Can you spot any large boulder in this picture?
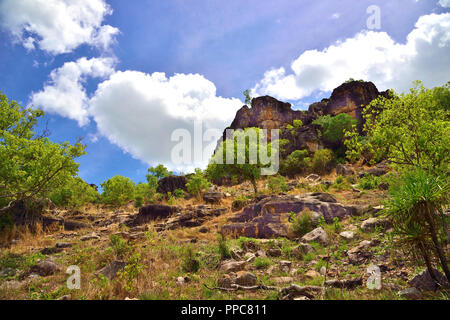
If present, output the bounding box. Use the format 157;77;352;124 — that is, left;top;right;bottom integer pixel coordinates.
221;193;358;239
301;227;329;246
128;204;179;226
408;268;449;292
157;175;188;194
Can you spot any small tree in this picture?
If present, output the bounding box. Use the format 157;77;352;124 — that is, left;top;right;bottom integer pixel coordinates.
101;175;136;206
0;92;86;212
313;113;356;155
280;149;311;177
206;128;274;195
50;176;99;208
347;81;449;173
186;168;210;199
243;89;252;106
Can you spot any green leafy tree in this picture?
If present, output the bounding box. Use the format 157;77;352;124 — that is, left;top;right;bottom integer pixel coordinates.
310;148;334;174
313;113;357;151
186;168;210;199
50;176;99;208
0;92;86;212
206;128;274;195
347;81;450;173
101;175;136;206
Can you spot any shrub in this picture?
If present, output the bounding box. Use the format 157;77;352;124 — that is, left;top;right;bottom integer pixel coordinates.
231;196;249;211
289;210;314;237
101;176;136;206
186;168;210;199
110;234;132;259
310;149;334;174
217;234;231;260
313;113;357;144
254;257;271;269
280;149;310;177
357;174;381;190
267;175;288;194
293;119;303;128
387;168;450;282
181;246;200;273
173;188;185;199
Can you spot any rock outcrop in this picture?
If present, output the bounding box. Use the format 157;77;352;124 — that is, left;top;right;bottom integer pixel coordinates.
215;80;389;155
221;193;358;238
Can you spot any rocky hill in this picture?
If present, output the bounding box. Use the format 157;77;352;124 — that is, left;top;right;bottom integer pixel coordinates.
217;80;389;154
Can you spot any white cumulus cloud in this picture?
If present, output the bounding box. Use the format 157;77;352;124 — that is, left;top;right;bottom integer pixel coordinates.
0;0;119;54
439;0;450;8
89;71;243;171
252;13;450;101
30;57;116;126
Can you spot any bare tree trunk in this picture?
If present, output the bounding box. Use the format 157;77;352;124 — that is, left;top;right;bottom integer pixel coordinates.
418;242;440;286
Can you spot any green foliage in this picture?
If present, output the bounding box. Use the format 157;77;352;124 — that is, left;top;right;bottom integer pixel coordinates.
267;175;288;194
254;257;271;269
387;168;449;280
186;168;210;199
50;177;99;208
310;149;334;174
345;78;365;83
313;113;357;144
207;128;274;194
181;246;200;273
109;234;132;259
101;175;136;206
332;175;352;191
280;149;311;177
119;252;144;293
357;174;382;190
351;81;450;173
0;92;86;211
134;182;155;206
243;89;252;106
289;210;314;237
217;234;231;260
293;119;303;128
173;188;185;199
146;164;172;181
332;217;342;233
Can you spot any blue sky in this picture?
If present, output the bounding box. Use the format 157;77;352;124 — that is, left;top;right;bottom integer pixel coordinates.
0;0;449;187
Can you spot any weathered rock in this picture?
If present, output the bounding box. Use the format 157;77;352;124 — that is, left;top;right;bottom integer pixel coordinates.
55;242;73;249
244;253;256;263
398;287;423;300
0;280;22;290
301;227;328;245
235;271;257;286
80;233;100;241
336;164;355;176
217;274;235;288
0;268;16;278
95;261;126;280
347;240;375;265
305;270;321;279
222;194;357;239
40;247;63;255
157;175;188;194
339;231;355;240
361;217;392;233
267;248;282;257
203;192;224;204
279;261;292;273
129;204;179;225
408;268;449;292
64;220;90;231
30;258;62;276
219;260;246;273
358;166;388;178
306;174;321;183
325;278;363;289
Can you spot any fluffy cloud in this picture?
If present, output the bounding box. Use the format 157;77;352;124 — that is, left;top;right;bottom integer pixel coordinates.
89;71;243;171
439;0;450;8
0;0;119;54
30;57;116;126
252;13;450;101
